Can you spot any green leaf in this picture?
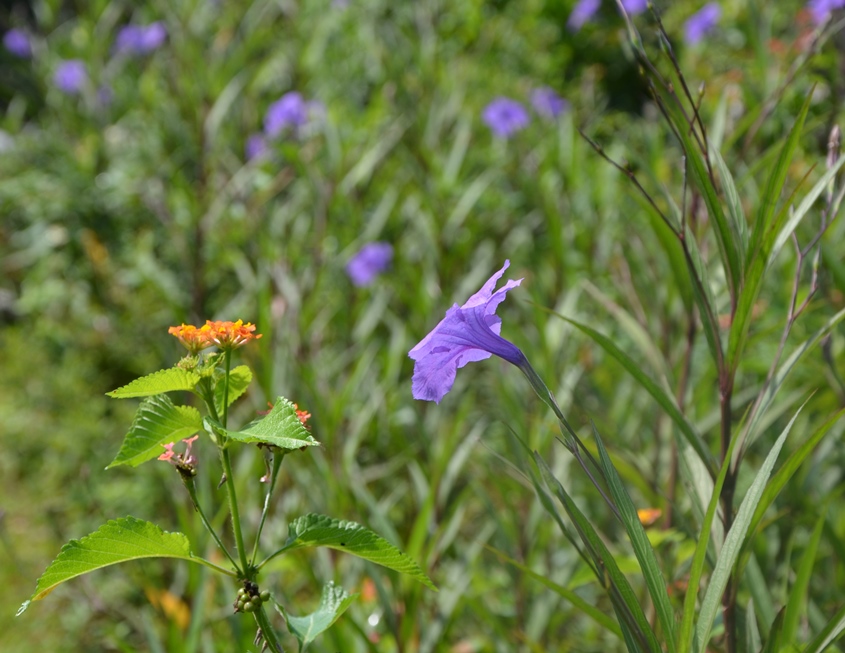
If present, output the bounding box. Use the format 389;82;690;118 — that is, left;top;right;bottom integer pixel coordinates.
18;517;201;613
107;395;203;468
213;365;253;414
711;146;749;257
534;453;662;653
220;397;320;450
593;427;676;650
276;581;357;652
561;315;716;476
762;609;786;653
782;510;826;645
107;367;201;399
746;599;761;653
803;603;845;653
693;402;805;652
269;513;436;591
487;546;623;639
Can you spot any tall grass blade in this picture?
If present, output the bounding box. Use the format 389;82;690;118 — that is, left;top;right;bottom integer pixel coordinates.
782;510;826;645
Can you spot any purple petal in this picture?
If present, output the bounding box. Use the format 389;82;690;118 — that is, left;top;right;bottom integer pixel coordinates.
3;29;32;58
621;0;648;15
54;60;88;94
568;0;601;31
346;242;394;287
530;87;569;120
409;260;525;403
684;3;721;45
482;97;530;139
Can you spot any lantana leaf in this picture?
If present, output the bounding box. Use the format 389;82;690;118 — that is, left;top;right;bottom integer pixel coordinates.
220;397;319;450
18;517;199;613
276;581;357;651
107;367;201;399
213;365;253;413
107;395;202;468
274;514;436;590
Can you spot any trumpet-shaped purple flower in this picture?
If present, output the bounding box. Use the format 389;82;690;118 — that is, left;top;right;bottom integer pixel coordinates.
409;260;525;403
530;87;569;120
482;98;530;138
346;242;393;287
568;0;600;31
54;60;88;94
115;22;167;55
4;29;31;58
808;0;845;24
684;3;721;45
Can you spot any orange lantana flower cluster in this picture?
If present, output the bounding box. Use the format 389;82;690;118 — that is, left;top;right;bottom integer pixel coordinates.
169;320;262;354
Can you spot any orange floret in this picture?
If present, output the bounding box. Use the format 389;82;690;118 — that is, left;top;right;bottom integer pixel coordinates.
168;323;214;355
203;320;262;350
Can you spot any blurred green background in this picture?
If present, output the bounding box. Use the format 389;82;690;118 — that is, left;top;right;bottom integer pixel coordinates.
2;0;845;651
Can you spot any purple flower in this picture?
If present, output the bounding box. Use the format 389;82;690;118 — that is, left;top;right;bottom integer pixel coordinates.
409;260;526;403
246;133;269;161
264;92;308;137
808;0;845;23
530;87;569;120
684;3;721;45
482;97;530;139
3;29;31;58
54;60;88;94
621;0;648;14
115;22;167;55
568;0;601;31
346;242;393;287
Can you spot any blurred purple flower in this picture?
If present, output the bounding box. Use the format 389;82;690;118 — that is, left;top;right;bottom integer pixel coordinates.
684;3;721;44
54;60;88;94
115;22;167;55
621;0;648;14
568;0;600;31
530;87;569;120
482;97;530;138
808;0;845;23
265;92;309;137
246;133;269;160
409;260;526;403
346;242;393;287
3;29;31;58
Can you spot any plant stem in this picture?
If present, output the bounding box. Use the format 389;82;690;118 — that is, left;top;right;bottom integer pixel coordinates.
720;376;737;653
219;350;250;574
181;474;241;573
254;604;286;653
251;450;286;564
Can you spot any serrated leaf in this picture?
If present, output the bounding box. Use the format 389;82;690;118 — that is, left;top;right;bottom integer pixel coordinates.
276;581;357;652
271;513;436;590
219;397;320;450
18;517;198;613
107;367;201;399
107;395;203;468
213;365;253;414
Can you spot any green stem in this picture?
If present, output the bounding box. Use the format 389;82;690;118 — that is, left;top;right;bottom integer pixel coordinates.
219;350;250;574
181;474;241;573
251;450;286;564
254;604;286;653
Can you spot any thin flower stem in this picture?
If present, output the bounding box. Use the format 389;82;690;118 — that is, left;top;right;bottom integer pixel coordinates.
251;451;286;565
219;350;250;575
181;474;241;573
254;604;285;653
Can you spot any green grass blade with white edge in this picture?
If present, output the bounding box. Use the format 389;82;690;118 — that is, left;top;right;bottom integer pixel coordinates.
803;603;845;653
746;599;761;653
264;513;436;591
535;453;662;653
770;155;845;263
593;426;676;650
710;146;749;263
561;315;716;476
214;396;320;450
275;581;358;652
693;401;807;653
17;517;218;614
746;408;844;549
782;510;826;645
107;367;201;399
677;417;742;653
107;395;203;468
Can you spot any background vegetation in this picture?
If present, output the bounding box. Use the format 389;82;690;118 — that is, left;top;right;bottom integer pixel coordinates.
2;0;844;651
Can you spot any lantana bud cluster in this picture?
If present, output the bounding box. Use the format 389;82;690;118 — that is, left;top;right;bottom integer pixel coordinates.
233;581;270;614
